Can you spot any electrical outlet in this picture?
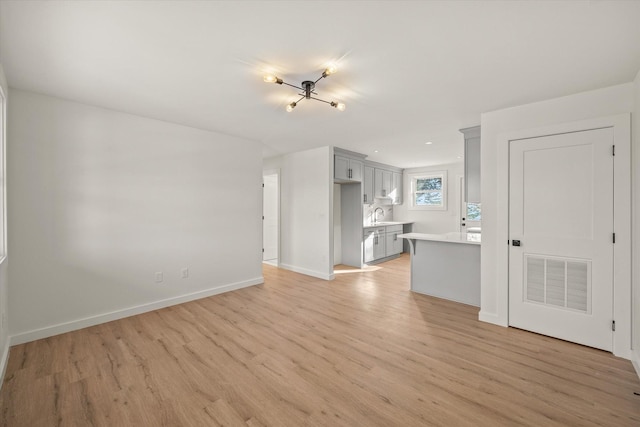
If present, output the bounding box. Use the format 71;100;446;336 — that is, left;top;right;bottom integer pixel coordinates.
181;268;189;279
155;272;163;283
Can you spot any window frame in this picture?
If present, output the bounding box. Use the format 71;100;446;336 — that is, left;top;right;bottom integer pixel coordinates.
408;170;447;211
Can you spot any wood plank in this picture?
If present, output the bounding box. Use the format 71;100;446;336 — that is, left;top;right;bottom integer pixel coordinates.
1;254;639;426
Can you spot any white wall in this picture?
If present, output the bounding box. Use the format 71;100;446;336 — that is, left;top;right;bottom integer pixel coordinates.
0;64;9;381
394;162;464;234
333;183;342;265
480;83;634;357
279;146;333;280
7;90;264;343
262;155;282;171
633;70;640;371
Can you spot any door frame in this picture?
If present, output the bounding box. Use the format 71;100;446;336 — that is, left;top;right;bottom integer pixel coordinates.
262;169;280;266
493;114;631;358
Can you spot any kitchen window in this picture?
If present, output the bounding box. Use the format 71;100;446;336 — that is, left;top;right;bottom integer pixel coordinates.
409;171;447;210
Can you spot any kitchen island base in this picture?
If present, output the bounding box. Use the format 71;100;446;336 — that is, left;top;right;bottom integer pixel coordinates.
400;233;480;307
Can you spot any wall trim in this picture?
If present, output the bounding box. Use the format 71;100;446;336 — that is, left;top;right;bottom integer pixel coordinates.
479;310;504;326
632;350;640;381
9;277;264;346
279;263;334;281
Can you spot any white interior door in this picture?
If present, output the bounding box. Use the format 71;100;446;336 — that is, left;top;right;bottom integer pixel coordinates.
509;128;614;351
459;176;481;233
263;173;279;263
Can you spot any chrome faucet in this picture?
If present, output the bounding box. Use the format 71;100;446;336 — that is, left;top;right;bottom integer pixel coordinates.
373;207;384;223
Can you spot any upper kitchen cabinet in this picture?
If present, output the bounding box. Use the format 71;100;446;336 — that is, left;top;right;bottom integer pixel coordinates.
460;126;481;203
392;172;403;204
334;148;365;183
374;168;392;198
368;161;403;205
363;165;375;204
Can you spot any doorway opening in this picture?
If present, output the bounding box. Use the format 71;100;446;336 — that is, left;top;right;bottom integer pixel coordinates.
263;171;279;266
459;176;481;234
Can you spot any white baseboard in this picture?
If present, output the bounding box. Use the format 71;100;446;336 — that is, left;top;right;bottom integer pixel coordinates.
479;310;507;326
631;350;640;381
9;277;264;346
279;263;334;280
410;289;480;308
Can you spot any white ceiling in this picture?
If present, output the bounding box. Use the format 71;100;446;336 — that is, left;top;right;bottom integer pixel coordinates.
1;1;639;168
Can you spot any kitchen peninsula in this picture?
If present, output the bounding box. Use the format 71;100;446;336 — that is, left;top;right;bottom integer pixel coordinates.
399;232;480;306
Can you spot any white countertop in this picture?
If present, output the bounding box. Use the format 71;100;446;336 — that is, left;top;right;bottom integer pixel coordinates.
363;221;414;228
398;232;481;245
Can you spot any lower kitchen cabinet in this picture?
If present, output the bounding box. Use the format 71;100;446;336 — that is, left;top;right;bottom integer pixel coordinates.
363;228;386;263
385;225;404;257
364;224;406;263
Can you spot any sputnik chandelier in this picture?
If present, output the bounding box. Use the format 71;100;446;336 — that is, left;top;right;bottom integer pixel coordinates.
263;64;346;112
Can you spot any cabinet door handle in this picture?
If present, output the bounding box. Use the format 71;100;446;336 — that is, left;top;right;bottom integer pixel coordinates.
364;194;367;203
382;189;386;197
394;233;397;241
348;168;352;179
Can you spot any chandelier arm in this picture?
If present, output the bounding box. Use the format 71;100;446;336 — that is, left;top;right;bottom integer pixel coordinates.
281;81;304;91
313;75;326;85
309;96;333;105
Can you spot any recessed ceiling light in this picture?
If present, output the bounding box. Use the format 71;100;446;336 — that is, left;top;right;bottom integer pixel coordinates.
457;156;462;159
374;150;379;153
425;141;433;145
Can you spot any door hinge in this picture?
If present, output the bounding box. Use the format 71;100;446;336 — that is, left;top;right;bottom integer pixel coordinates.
262;183;265;187
612;145;615;156
613;233;616;243
612;320;616;331
262;248;264;253
262;216;264;220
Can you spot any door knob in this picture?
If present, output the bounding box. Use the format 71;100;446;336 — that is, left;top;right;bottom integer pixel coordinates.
512;240;521;247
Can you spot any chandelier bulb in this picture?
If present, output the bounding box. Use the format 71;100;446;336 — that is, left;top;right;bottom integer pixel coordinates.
331;101;346;111
264;74;283;84
286;102;297;112
323;64;338;77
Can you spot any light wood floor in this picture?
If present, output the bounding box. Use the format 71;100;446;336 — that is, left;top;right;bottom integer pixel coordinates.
1;254;639;426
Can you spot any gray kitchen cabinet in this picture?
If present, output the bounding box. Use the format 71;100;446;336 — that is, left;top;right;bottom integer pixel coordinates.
363;165;374;204
350;159;363;181
391;172;403;204
374;168;392;198
364;227;386;263
385;225;404;257
335;155;350;181
364;224;406;263
373;167;402;204
460;126;481;203
335;155;363;182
